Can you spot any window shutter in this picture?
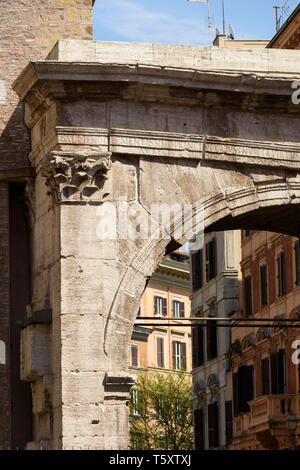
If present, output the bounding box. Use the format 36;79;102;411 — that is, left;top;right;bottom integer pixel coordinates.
238;366;253;412
207;321;217;360
295;241;300;286
206;322;211;360
192;250;204;292
260;265;268;308
161;338;165;368
261;358;270;396
154;296;158;315
191;253;196;291
192;327;198;369
208;403;219;448
180;342;186;371
278;349;286;394
270;351;286;395
277;255;281;297
212;321;217;358
245;276;252;317
198;249;203;289
205;243;210;282
208;404;215;448
213;403;219;448
192;326;204;368
233;373;239;417
225;401;233;445
194;409;204;450
281;252;286;296
179;302;185;318
157;337;164;368
162;297;167;316
198;327;204;366
271;352;279;394
131;345;138;367
211;237;217;279
277;252;286;297
172;341;176;370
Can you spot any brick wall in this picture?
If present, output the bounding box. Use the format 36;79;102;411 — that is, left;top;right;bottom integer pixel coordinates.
0;0;94;449
0;0;94;170
0;183;10;449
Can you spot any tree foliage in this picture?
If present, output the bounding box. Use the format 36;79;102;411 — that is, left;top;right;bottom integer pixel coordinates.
129;371;193;450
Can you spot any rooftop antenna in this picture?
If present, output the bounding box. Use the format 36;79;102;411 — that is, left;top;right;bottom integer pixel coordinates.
187;0;212;45
281;0;291;20
273;6;281;32
222;0;226;35
228;24;235;40
273;1;291;32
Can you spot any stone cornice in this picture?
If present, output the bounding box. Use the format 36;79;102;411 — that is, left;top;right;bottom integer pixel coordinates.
13;60;300;115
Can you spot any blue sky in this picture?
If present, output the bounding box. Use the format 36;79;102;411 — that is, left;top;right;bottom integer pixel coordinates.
93;0;300;46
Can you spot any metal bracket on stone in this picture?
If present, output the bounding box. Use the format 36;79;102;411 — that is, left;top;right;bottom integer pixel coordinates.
22;308;52;328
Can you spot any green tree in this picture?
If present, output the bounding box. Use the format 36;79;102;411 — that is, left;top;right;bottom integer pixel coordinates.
129;371;193;450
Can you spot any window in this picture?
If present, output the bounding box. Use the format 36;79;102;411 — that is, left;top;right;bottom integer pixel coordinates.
173;300;185;318
154;296;167;316
261;358;270;396
225;401;233;445
171;253;186;263
131;344;138;367
205;238;217;282
271;350;286;394
206;320;217;361
172;341;186;370
277;251;286;297
208;402;219;448
294;240;300;286
233;366;254;416
191;249;203;292
260;265;268;308
192;326;204;368
194;409;204;450
244;276;252;317
156;337;165;368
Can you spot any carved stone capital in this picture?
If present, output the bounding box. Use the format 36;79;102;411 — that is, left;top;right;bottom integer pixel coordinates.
41;148;112;203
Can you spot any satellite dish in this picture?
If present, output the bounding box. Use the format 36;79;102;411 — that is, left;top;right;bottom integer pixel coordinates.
228;24;235;40
216;27;221;37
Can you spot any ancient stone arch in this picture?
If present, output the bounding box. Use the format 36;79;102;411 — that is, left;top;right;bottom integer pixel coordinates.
12;41;300;449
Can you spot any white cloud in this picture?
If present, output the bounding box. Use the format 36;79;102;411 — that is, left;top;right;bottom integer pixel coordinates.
94;0;208;45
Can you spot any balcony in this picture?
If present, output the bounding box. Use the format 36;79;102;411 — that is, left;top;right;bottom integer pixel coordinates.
234;395;300;450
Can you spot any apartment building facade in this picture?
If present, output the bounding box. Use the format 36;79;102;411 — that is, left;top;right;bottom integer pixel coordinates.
129;248;192;375
230;230;300;450
191;231;241;450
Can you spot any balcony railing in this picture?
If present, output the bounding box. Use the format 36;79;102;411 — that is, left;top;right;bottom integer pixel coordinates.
234;395;300;437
